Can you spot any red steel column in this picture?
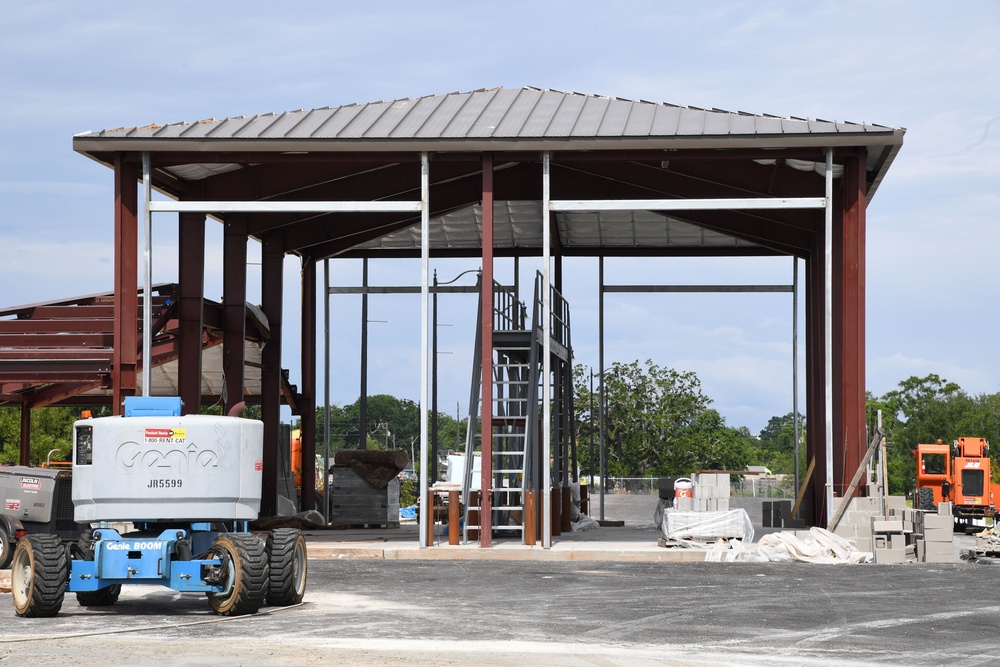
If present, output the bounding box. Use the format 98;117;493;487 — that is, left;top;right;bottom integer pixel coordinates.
112;154;139;414
222;217;247;413
178;212;205;415
260;234;284;517
300;256;317;510
805;242;827;524
838;149;867;495
479;152;494;547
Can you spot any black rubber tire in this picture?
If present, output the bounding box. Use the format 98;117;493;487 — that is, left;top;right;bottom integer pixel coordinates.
76;584;122;607
207;533;268;616
11;534;68;618
916;486;936;511
265;528;308;606
0;528;12;570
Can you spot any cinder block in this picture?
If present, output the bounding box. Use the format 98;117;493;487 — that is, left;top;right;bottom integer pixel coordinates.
923;514;953;530
854;537;872;551
717;497;729;511
834;525;856;539
938;502;953;516
676;497;693;511
923;527;953;542
874;547;907;563
923;553;955;563
887;496;907;510
874;535;888;550
916;540;925;560
872;518;904;533
924;541;953;556
889;533;906;550
783;518;806;529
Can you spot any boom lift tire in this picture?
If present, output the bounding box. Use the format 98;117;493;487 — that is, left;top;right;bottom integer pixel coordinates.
0;528;11;570
206;533;268;616
916;486;936;511
11;534;68;618
265;528;307;606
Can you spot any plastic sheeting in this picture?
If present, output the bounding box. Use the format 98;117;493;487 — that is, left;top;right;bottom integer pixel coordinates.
753;527;870;564
658;506;755;546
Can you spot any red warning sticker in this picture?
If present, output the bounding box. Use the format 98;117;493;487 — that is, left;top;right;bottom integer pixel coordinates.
5;499;20;511
254;459;263;471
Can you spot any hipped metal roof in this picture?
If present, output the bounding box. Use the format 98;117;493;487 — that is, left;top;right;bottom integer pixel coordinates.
72;87;905;260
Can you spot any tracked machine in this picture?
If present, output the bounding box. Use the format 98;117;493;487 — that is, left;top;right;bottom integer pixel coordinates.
9;396;307;617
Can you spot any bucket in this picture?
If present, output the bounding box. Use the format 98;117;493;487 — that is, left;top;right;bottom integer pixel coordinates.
674;477;693;499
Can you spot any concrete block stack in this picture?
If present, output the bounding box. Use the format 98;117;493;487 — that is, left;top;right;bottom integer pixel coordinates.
918;503;955;563
762;500;807;529
692;473;730;512
831;496;879;551
871;516;913;563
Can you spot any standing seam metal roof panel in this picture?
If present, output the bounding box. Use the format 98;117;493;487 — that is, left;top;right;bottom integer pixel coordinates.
258;110;310;138
675;107;708;136
340;102;396;138
546;94;588;136
234;114;285;138
364;99;425;138
311;105;365;138
596;98;634;136
467;88;523;138
491;88;538;137
415;93;474;138
442;90;497;137
391;96;447;138
622;103;658;136
570;96;611;137
518;90;566;136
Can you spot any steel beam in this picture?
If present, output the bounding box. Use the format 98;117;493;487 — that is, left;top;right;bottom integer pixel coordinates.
550;197;826;212
149;200;422;213
222;217;248;414
479;152;494;548
300;256;317;511
178;212;205;414
260;234;284;517
112;153;139;414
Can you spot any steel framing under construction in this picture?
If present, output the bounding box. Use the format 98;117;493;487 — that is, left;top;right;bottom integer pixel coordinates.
2;87;904;545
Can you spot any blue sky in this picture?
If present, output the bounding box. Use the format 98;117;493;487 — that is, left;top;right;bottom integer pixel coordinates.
1;2;998;434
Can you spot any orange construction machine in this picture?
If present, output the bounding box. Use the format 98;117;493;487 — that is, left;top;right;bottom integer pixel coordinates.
914;437;1000;521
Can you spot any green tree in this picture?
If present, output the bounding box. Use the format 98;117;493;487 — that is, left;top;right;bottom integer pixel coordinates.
0;405;106;466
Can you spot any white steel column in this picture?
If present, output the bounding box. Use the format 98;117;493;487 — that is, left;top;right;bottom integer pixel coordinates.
419;152;430;548
542;151;552;549
141;151;152;398
824;148;834;520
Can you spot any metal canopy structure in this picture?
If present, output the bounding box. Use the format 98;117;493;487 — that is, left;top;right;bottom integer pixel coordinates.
65;87;904;537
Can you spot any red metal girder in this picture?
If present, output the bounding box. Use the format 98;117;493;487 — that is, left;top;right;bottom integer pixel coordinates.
260;234;284;517
178;212;206;415
0;333;113;347
15;381;104;409
299;256;317;511
480;152;494;548
804;241;827;525
20;305;117;319
223;217;248;414
113;154;139;413
838;150;867;497
0;350;114;360
0;320;115;333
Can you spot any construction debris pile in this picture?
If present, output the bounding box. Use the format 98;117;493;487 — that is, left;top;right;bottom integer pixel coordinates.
831;496;954;563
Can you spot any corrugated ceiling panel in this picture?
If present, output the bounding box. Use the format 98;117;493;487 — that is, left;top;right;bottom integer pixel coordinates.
389;96;445;138
546;94;587;136
623;103;657;136
467;88;521;138
492;88;540;136
596;98;633;136
310;105;365;138
519;90;566;136
442;89;497;137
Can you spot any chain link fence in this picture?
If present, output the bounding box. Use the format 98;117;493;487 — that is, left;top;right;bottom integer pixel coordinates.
590;475;794;499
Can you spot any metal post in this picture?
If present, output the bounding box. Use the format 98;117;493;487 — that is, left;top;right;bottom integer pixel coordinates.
432;270;439;482
324;259;331;523
419;152;430;548
360;258;368;449
792;257;800;499
542;151;552;548
598;257;606;522
589;369;595;486
824;147;834;520
141;151;152;397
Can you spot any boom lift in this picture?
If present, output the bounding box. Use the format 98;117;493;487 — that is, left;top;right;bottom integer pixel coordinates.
9;396;307;618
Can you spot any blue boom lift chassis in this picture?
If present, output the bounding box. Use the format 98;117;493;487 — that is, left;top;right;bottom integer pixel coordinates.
10;397;307;618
